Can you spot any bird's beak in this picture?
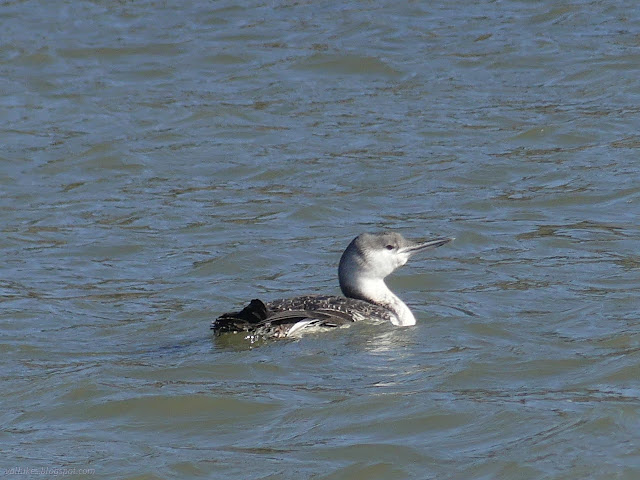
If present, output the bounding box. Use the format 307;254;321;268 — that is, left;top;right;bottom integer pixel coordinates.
399;237;454;255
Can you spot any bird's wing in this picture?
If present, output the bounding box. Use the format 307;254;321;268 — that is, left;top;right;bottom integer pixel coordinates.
211;299;354;336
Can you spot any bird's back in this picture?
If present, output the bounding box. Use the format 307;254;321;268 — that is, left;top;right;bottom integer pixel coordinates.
211;295;393;338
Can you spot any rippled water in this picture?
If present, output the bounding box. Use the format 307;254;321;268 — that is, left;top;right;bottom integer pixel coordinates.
2;0;640;479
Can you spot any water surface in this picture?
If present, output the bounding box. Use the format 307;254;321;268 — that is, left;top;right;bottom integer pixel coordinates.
2;1;639;479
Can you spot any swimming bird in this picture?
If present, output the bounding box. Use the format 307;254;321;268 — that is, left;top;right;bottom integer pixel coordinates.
211;231;453;338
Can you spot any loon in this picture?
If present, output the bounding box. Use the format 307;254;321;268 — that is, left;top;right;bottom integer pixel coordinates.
211;231;453;338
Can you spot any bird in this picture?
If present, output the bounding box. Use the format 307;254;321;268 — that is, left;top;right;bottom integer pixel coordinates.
211;231;453;339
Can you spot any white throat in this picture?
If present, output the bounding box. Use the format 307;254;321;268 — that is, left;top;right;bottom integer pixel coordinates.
339;256;416;326
358;278;416;326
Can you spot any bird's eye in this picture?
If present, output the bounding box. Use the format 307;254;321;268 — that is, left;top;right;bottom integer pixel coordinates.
385;244;394;250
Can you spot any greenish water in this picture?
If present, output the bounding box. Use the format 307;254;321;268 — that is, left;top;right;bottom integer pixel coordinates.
2;1;639;479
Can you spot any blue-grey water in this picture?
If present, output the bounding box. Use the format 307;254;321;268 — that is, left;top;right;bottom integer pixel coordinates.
2;1;640;479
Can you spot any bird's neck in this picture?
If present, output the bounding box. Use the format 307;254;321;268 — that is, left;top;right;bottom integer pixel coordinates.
343;277;416;327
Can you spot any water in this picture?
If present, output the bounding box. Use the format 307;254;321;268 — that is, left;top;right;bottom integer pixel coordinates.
2;0;639;478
